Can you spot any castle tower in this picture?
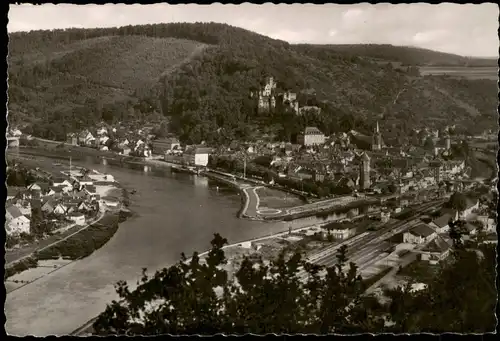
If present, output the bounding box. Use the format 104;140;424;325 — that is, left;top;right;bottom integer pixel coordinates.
372;121;382;151
360;152;371;190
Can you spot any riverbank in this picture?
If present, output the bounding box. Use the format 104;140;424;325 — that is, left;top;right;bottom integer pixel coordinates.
4;213;120;292
5;154;134;284
9;145;391;336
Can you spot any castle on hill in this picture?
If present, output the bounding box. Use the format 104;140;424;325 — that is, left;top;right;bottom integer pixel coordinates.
250;76;299;114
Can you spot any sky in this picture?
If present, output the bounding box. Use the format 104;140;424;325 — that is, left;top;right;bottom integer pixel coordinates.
8;3;499;57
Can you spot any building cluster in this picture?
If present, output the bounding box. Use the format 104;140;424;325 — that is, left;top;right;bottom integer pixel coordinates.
207;122;472;199
401;195;495;265
249;77;321;115
6;128;23;148
67;123;159;158
161;141;213;168
5;166;117;239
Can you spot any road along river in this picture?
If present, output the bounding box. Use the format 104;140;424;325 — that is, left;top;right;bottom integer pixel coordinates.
5;153;334;336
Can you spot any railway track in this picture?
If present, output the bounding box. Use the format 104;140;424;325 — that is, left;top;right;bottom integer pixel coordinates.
296;200;444;281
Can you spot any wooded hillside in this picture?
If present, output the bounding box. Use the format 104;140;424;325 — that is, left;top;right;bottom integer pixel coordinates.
7;23;498;143
296;44;498;67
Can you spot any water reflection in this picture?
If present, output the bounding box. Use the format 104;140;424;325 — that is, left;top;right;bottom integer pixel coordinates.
143;165;151;173
193;175;209;188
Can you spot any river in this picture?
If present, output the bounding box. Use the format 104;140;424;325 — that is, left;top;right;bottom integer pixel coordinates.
5;154;329;336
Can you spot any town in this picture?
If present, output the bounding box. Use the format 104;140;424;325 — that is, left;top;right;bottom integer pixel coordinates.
5;154;122;254
5;4;498;334
6;76;497;304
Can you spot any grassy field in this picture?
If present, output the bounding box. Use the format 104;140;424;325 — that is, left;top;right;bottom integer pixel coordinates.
419;66;498;80
256;187;305;209
35;214;120;261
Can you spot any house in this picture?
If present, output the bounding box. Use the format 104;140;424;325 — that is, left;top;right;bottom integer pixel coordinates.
27;182;50;194
44;187;57;196
464;222;478;236
52;177;73;187
134;139;145;150
6;215;31;235
69;189;88;201
6;205;23;221
68;212;86;226
41;198;58;214
476;215;497;233
152;138;181;155
97;127;108;136
403;223;437;244
14;200;32;216
63;198;81;214
78;201;92;211
314;170;326;183
77;176;94;186
117;138;130;148
99;136;110;145
183;147;212;167
328;224;357;240
53;203;69;215
245;145;256;154
67;133;78;145
79;131;95;146
119;146;131;156
297;127;325;146
10;128;22;137
83;185;98;199
429;213;454;233
417;236;453;265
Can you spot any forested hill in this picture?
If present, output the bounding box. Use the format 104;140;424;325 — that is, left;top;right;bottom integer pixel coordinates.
295;44;498;67
8;23;498;144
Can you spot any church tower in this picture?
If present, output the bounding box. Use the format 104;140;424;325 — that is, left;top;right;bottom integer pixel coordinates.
372;121;382;151
359;152;371;190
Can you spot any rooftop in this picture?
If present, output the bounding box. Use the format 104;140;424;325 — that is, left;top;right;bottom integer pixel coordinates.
304;127;323;135
421;236;452;253
432;213;454;228
7;186;24;197
409;223;436;238
6;205;23;219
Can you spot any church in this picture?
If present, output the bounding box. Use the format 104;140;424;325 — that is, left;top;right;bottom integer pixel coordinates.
371;122;384;151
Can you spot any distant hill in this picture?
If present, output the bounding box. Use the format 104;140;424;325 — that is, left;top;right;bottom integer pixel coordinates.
7;23;498;144
295;44;498;67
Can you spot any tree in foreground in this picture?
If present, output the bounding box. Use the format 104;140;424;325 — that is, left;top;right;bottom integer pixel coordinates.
93;232;496;335
445;191;468;213
382;220;497;333
92;235;385;335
